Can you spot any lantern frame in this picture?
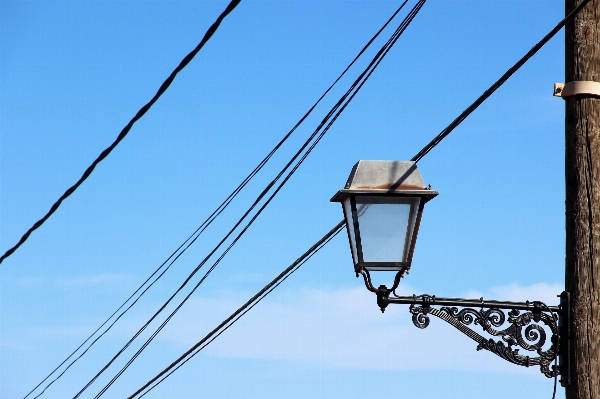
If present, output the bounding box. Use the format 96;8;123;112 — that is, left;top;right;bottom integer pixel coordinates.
331;160;437;273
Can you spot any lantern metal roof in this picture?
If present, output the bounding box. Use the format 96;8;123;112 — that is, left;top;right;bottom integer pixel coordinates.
330;160;438;202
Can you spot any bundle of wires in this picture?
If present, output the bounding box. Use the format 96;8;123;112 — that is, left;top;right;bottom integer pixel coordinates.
24;1;425;398
23;0;590;395
128;220;346;399
75;2;426;398
122;1;592;397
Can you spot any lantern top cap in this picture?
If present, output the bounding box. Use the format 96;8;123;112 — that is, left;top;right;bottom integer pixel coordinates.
330;160;438;202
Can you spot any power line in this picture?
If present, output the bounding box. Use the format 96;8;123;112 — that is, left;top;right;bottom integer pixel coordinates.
0;0;242;265
23;2;410;398
17;0;583;396
410;0;593;163
28;0;582;395
128;221;345;399
97;1;427;395
127;1;593;395
74;3;426;398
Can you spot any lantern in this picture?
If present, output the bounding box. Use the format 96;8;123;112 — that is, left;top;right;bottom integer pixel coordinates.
331;160;438;272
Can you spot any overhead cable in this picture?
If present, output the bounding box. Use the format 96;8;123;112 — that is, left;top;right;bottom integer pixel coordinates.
75;2;426;398
128;1;593;395
23;2;409;398
0;0;242;265
128;221;345;399
410;0;592;163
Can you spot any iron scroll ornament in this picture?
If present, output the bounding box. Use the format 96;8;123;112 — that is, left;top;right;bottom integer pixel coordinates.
407;295;559;378
356;268;566;381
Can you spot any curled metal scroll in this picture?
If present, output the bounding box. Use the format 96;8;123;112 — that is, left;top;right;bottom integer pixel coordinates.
409;298;559;378
357;267;405;294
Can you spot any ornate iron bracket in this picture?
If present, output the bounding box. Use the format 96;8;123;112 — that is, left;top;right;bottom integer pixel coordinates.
368;291;572;385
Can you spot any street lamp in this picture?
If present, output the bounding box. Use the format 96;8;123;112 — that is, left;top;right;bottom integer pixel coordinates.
332;160;572;386
330;160;437;273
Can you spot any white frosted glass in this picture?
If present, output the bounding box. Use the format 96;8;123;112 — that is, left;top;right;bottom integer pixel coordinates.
355;197;419;263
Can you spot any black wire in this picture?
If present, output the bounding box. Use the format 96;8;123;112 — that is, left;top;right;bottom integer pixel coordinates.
0;0;242;265
34;0;582;394
128;1;594;395
126;1;586;394
21;0;586;395
130;221;345;399
136;224;344;399
78;3;426;398
30;199;228;399
410;0;593;163
23;2;410;398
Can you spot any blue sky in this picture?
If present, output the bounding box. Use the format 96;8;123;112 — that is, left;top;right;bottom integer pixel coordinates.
1;1;568;398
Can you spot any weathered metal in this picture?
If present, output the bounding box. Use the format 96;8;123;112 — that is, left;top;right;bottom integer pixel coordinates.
331;161;437;272
330;160;438;202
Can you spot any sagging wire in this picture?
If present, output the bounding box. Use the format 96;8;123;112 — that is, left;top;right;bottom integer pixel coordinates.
0;0;242;265
74;2;426;398
123;1;595;396
410;0;593;163
130;221;345;399
23;2;410;398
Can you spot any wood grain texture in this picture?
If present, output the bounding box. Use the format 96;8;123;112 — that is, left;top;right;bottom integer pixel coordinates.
565;1;600;399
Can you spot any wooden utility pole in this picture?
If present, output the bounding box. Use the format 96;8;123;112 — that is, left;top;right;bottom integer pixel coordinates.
565;1;600;398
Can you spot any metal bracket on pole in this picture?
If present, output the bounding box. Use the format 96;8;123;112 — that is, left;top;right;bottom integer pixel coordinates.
554;81;600;98
375;292;573;383
558;291;572;387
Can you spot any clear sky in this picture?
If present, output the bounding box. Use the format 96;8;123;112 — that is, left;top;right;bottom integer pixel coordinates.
1;1;569;398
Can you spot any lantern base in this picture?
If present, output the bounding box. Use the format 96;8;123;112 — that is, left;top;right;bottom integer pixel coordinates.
355;267;409;313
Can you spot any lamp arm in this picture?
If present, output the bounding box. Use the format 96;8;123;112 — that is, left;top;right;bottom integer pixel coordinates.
374;293;571;385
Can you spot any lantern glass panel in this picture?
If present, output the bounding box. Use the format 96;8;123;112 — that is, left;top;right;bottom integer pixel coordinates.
355;196;420;263
342;198;358;265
